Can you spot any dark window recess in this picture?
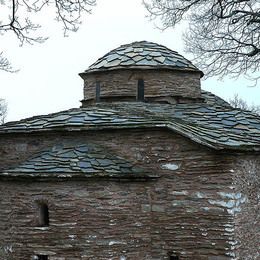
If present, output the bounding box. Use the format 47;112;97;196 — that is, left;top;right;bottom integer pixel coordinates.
170;255;179;260
36;255;48;260
38;203;49;227
137;79;144;101
96;82;101;102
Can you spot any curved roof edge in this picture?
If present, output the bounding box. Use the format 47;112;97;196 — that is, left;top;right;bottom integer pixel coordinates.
81;41;203;77
1;143;158;179
0;93;259;152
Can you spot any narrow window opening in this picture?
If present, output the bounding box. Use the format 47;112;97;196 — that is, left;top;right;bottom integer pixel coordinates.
35;255;48;260
96;82;101;102
168;252;180;260
137;79;144;101
38;203;49;227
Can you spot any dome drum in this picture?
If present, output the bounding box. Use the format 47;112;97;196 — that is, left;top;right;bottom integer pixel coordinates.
79;41;203;105
80;69;202;105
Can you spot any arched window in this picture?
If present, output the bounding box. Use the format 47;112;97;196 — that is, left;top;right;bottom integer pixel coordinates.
38;202;49;227
137;79;144;101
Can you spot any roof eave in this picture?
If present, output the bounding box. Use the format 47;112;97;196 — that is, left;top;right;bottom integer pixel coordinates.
0;171;160;181
79;66;204;78
0;123;259;152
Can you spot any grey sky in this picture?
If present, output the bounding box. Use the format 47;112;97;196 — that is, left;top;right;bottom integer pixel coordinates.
1;0;259;122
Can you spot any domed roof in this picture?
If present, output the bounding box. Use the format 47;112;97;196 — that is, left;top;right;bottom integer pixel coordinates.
84;41;202;75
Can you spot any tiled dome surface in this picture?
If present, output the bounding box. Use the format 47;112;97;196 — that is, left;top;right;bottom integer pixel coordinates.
85;41;201;74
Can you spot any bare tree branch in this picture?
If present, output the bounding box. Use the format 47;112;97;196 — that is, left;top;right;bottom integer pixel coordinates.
0;99;8;124
0;52;15;72
229;94;260;115
144;0;260;83
0;0;96;70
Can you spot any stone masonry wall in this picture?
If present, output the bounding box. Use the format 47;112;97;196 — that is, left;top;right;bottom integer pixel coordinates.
0;129;251;259
82;70;201;102
232;157;260;259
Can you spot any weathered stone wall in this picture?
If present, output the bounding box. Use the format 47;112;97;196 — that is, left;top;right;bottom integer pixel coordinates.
82;70;201;102
0;129;250;259
232;157;260;260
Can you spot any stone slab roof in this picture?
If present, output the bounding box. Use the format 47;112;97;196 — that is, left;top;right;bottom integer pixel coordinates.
82;41;202;75
1;92;259;151
1;143;157;179
200;90;232;108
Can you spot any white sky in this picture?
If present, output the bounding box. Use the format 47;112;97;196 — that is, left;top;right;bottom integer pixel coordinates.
1;0;259;122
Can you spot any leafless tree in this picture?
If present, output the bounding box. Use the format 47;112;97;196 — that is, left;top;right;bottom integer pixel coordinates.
0;52;14;72
229;94;260;115
0;0;96;71
0;99;8;124
144;0;260;83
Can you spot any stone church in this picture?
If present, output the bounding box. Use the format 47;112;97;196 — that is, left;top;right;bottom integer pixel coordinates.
0;41;259;260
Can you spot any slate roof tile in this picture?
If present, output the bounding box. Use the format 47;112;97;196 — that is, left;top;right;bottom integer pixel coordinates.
0;91;259;151
83;41;201;74
2;143;155;179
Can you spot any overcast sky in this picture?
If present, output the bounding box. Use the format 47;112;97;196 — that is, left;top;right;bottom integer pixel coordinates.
1;0;259;122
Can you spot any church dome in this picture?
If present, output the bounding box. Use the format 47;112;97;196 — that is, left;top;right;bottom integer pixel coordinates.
83;41;202;75
80;41;203;105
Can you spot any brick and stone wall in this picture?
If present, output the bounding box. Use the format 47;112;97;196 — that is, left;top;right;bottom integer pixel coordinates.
81;70;201;103
232;157;260;260
0;129;257;259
